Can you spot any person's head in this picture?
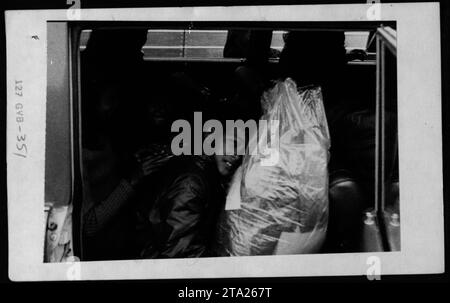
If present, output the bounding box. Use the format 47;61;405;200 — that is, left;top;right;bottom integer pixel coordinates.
82;82;122;134
82;28;148;83
82;28;149;125
214;131;246;178
232;66;264;120
279;31;346;87
81;28;149;150
82;81;128;150
84;28;148;60
145;95;176;137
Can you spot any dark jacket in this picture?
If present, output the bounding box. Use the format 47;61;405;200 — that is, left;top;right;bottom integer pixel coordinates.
135;156;224;259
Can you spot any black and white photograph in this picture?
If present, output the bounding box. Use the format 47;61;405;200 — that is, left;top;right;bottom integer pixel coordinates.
3;1;447;284
47;21;399;262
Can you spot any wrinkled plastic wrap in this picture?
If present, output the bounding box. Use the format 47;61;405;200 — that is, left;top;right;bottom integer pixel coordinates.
217;78;331;256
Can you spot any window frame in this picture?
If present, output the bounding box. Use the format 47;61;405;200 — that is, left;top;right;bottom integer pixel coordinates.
374;25;400;251
45;20;398;261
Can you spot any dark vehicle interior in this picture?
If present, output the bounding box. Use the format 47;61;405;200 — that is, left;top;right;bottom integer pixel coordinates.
44;21;399;262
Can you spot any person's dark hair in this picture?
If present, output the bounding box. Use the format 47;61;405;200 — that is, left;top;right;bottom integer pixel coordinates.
82;28;148;86
279;31;346;86
83;28;148;61
81;28;149;150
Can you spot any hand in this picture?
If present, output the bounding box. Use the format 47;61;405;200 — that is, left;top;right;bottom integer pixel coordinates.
140;153;174;176
135;145;174;177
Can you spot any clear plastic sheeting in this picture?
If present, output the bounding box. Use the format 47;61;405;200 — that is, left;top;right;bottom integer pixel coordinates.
217;78;331;256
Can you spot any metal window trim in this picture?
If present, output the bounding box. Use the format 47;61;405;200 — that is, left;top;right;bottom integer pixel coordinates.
377;26;397;56
374;25;398;251
69;24;84;260
375;35;380;214
375;26;397;212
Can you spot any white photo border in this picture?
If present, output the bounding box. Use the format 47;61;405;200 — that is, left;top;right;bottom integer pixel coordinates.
6;2;444;281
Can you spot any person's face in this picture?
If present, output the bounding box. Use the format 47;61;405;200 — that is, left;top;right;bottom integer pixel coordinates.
214;137;243;177
146;100;174;129
215;154;242;177
147;103;168;127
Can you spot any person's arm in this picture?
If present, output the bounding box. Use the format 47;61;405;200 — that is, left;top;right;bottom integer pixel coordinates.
82;147;143;238
83;178;136;238
83;149;173;238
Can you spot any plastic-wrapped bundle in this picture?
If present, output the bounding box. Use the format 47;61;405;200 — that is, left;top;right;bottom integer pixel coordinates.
217;78;330;256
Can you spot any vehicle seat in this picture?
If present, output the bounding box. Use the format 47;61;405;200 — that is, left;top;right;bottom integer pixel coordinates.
322;169;365;253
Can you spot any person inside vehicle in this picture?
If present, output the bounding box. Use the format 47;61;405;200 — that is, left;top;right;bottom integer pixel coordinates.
81;83;152;261
279;31;365;252
80;28;173;260
223;30;274;122
134;78;224;259
135;153;224;258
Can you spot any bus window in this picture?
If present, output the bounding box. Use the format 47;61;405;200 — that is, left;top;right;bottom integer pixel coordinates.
44;22;400;262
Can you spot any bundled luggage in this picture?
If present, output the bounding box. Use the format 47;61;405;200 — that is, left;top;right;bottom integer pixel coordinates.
217;78;331;256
